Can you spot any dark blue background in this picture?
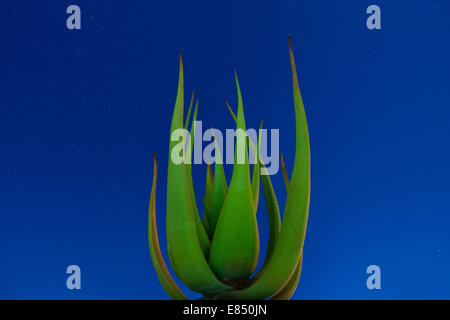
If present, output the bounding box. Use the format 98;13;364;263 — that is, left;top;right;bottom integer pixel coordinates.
1;0;449;299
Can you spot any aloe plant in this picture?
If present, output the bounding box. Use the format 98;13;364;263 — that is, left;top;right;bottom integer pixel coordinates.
148;37;310;300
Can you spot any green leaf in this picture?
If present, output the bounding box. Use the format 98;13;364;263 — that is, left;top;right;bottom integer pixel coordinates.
184;90;195;130
250;120;263;212
208;72;259;280
209;130;228;234
280;153;290;190
224;106;281;283
186;100;211;256
223;36;311;299
271;252;303;300
166;52;230;294
202;164;215;237
148;153;188;300
252;163;282;280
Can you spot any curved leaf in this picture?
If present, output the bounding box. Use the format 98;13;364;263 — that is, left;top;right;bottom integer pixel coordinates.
166;52;230;294
186;100;211;256
223;36;311;299
271;252;303;300
250;121;263;211
280;153;290;190
208;73;259;280
184;90;195;130
148;153;188;300
252;164;282;280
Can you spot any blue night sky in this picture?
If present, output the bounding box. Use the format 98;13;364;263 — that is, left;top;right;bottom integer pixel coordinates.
1;1;449;299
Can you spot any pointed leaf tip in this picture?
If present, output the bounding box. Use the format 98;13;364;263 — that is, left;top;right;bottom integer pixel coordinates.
225;101;237;122
288;38;298;83
280;153;290;190
234;71;241;91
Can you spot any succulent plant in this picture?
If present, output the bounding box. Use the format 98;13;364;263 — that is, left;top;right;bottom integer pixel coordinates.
148;37;310;300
